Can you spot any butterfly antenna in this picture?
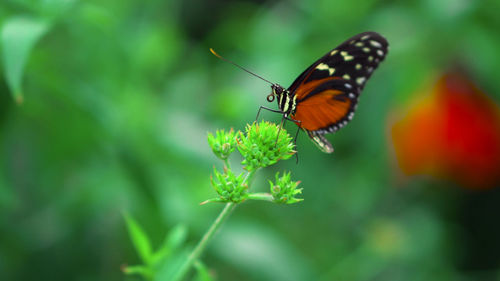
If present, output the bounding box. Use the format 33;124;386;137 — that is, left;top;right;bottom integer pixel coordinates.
210;48;274;85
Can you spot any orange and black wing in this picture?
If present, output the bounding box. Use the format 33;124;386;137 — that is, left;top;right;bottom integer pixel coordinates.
288;32;388;152
291;79;356;153
292;78;356;132
289;31;388;98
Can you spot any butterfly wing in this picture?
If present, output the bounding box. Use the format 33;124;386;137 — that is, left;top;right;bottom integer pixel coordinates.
288;32;389;153
292;78;356;132
289;31;388;97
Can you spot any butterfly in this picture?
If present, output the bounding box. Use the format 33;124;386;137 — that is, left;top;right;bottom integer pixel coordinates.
211;31;389;153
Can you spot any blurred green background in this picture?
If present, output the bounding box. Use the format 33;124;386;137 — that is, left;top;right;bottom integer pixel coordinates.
1;0;500;280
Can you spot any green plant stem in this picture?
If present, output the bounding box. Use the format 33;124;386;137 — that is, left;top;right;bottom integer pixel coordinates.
243;169;257;185
247;192;274;202
172;202;236;281
223;158;231;170
172;168;258;280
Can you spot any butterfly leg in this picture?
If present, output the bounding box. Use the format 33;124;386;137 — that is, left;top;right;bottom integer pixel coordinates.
256;106;297;123
290;119;302;143
289;119;302;164
255;106;284;122
257;106;288;147
256;106;302;162
282;117;302;144
275;114;286;146
275;116;303;164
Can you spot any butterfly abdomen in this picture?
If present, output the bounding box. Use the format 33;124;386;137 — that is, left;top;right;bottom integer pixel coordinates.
306;130;334;153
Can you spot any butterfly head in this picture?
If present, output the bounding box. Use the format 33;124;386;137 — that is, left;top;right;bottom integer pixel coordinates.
267;84;283;102
269;84;296;116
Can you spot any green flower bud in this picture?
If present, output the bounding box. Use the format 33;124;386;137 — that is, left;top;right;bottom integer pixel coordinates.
269;171;303;204
207;129;238;160
238;121;295;171
210;166;248;203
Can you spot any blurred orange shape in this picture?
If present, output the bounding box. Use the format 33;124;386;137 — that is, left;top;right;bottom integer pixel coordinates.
391;72;500;189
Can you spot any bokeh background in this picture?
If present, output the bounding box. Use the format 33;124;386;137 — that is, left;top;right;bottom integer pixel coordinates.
1;0;500;280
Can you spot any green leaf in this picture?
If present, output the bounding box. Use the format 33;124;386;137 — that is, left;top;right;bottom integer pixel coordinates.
124;213;153;266
152;224;188;266
194;260;214;281
122;264;153;280
154;248;190;281
1;17;50;104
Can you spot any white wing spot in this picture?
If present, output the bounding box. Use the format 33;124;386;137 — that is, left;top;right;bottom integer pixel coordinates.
377;49;384;56
362;47;370;53
348;93;356;99
355;42;364;47
340;51;354;61
330;50;338;56
345;83;352;89
356;77;366;85
355;64;362;70
348;112;354;120
342;120;348;126
368;56;373;62
343;74;351;80
338;122;344;128
349;40;355;44
316;63;336;75
361;35;370;40
316;63;329;70
369;40;382;48
367;66;374;73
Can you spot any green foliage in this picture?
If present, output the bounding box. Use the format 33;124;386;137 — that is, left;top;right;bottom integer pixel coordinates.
1;17;50;103
270;172;303;204
238;121;295;171
124;213;154;267
207;129;238;160
2;0;500;281
0;0;76;103
125;122;300;281
152;224;188;266
210;167;248;203
193;261;215;281
124;214;189;281
205;121;300;205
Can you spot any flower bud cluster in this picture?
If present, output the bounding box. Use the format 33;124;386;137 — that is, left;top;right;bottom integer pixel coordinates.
238;121;295;171
270;171;303;204
210;167;248;203
207;129;237;160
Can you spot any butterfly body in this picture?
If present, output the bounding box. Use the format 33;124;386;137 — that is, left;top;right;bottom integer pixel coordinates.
271;85;296;117
268;31;389;153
